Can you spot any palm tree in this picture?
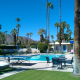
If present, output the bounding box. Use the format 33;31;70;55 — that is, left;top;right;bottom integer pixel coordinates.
29;32;33;47
18;36;23;45
25;38;28;46
66;24;70;29
26;33;30;47
16;24;21;43
59;0;61;52
47;2;53;50
10;28;18;46
16;18;20;43
66;28;72;40
0;24;2;30
37;28;45;43
30;32;33;40
1;32;6;44
61;21;66;40
45;0;48;44
74;0;80;75
54;22;59;38
51;35;54;42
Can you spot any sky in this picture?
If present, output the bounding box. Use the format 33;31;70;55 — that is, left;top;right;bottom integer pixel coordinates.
0;0;75;41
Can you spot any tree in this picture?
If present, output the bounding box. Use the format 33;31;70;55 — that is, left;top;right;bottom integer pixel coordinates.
25;38;28;46
10;28;18;46
37;28;45;43
66;28;72;40
0;24;2;30
26;33;30;47
54;22;59;39
18;36;23;45
1;32;6;44
29;32;33;46
73;0;80;75
45;0;48;44
51;35;54;42
66;24;70;29
16;18;20;43
59;0;61;53
61;21;66;40
47;2;53;50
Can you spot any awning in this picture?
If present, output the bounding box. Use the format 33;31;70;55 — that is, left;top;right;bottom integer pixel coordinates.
70;40;74;44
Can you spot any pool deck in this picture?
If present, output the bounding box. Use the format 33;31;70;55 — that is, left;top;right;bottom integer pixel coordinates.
0;53;74;79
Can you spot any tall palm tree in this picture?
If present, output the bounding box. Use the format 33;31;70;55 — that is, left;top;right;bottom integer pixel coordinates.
54;22;59;38
47;2;53;50
74;0;80;75
66;28;72;40
1;32;6;44
0;24;2;30
26;33;30;46
16;18;20;43
10;28;18;46
37;28;45;43
59;0;61;52
51;35;54;42
18;36;23;45
45;0;48;44
25;38;28;46
29;32;33;47
30;32;33;40
61;21;66;40
66;24;70;29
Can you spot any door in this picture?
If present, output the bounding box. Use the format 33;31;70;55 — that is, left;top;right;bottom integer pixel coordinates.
63;45;66;52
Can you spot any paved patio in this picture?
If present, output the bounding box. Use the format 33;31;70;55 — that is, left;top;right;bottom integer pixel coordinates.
0;53;74;79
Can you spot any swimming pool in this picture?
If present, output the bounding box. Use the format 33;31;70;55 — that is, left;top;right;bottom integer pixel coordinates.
29;54;65;61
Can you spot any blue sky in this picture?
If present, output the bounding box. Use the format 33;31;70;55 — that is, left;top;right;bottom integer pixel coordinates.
0;0;74;41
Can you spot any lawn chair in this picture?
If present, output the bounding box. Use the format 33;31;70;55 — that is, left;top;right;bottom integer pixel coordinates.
46;57;50;67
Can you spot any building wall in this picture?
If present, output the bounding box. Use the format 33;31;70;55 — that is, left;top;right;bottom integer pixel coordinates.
54;44;73;52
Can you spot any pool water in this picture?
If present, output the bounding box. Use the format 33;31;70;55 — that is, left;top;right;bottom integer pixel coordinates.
29;54;64;61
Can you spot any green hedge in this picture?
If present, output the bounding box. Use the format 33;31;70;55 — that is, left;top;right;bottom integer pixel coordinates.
37;43;48;53
31;45;35;48
0;45;26;49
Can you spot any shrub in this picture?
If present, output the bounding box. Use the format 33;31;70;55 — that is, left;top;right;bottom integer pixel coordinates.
26;48;31;53
31;45;35;48
10;43;14;45
37;43;48;53
0;45;26;49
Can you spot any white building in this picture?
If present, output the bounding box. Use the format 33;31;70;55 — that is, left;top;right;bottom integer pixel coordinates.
49;40;74;52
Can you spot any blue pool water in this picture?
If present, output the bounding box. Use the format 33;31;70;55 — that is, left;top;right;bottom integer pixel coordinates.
29;54;64;61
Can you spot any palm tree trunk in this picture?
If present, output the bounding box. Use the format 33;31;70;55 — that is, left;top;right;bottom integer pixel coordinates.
17;27;19;43
62;29;64;40
45;0;48;44
57;26;58;39
14;34;16;46
59;0;62;52
40;35;43;43
73;0;80;75
48;6;50;50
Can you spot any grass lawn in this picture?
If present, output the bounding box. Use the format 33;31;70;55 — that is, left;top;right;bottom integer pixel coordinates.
0;68;16;74
1;70;80;80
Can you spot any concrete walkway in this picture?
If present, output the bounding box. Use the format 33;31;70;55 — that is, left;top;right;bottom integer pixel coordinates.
0;53;74;79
